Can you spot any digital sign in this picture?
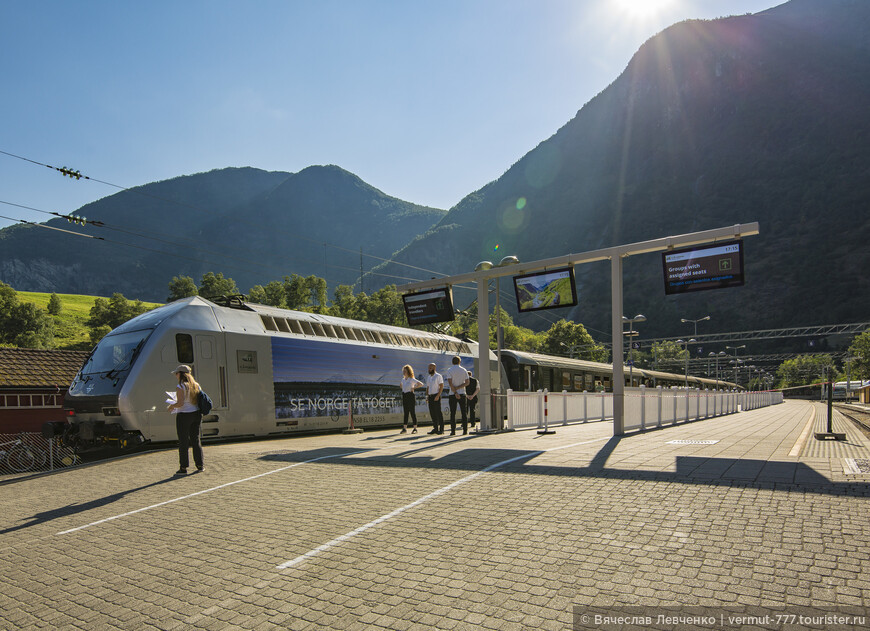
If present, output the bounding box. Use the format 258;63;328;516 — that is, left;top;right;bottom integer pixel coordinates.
662;240;745;295
402;287;455;325
513;267;578;313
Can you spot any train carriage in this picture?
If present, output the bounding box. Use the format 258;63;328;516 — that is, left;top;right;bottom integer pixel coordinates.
57;296;497;448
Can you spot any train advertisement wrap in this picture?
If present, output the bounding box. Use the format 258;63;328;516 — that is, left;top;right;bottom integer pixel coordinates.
662;240;745;295
270;336;472;429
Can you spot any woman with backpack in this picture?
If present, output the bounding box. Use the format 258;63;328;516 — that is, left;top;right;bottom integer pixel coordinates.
167;364;205;475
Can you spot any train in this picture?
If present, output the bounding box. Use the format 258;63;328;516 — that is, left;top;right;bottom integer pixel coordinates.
48;296;736;450
500;350;738;393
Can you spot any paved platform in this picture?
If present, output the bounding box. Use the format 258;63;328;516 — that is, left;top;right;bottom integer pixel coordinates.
1;400;868;630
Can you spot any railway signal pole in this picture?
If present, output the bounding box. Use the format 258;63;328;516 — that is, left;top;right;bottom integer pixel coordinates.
398;222;760;436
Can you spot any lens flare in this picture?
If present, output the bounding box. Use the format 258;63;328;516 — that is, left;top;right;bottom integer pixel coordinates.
516;197;527;210
494;244;500;251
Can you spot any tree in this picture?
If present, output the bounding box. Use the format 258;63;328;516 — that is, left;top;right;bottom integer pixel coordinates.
540;319;608;362
650;340;689;372
47;293;62;315
0;282;55;348
167;276;198;302
199;272;238;300
87;293;151;330
330;285;360;320
247;285;267;304
283;275;309;310
360;285;405;326
262;281;286;307
775;354;833;388
847;331;870;380
306;276;328;312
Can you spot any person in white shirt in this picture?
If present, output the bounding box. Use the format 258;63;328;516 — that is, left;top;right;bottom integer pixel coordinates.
166;364;204;475
400;364;424;434
425;363;444;434
444;356;470;435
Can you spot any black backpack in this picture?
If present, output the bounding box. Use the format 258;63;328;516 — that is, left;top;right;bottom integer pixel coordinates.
198;389;213;415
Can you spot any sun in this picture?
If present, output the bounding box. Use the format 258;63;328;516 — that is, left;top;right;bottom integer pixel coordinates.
615;0;673;19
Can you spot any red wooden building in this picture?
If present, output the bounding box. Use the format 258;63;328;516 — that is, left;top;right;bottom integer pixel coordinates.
0;348;89;434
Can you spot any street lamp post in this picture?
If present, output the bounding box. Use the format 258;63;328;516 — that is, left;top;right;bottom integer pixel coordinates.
709;351;726;390
681;315;710;338
726;345;746;389
476;256;519;430
622;314;646;387
676;338;696;388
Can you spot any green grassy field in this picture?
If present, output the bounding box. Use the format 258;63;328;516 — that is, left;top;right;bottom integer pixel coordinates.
17;291;162;350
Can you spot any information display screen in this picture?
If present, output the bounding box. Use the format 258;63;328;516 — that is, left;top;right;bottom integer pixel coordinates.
512;267;578;313
402;287;455;325
662;240;745;295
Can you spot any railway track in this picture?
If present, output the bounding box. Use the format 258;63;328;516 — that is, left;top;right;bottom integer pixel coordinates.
835;403;870;438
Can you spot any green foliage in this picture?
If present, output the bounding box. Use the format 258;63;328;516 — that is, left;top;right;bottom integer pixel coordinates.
775;354;834;388
847;331;870;380
0;282;55;348
87;293;152;330
247;285;267;304
89;324;112;346
167;276;198;302
47;293;62;315
199;272;238;300
540;319;608;361
650;341;689;372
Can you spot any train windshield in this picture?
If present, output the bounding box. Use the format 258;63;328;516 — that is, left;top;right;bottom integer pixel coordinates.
80;330;151;377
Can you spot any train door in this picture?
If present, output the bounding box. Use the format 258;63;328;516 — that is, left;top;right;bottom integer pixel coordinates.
194;334;225;437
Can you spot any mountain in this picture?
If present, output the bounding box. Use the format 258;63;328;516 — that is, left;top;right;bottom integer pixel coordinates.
0;166;445;301
369;0;870;339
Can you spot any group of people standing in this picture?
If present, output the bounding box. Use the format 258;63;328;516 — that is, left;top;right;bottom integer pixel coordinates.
400;356;479;435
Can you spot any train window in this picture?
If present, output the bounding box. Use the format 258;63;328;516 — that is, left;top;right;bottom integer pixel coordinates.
562;372;572;390
260;315;278;331
176;334;194;364
286;320;303;335
275;318;291;333
573;374;583;392
585;374;594;391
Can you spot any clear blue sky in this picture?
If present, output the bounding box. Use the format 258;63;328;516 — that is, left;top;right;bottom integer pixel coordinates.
0;0;780;230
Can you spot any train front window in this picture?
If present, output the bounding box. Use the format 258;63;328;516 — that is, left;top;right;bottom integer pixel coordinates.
81;330;151;376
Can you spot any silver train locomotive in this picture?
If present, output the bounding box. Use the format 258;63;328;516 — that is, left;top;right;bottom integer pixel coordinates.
51;296;497;449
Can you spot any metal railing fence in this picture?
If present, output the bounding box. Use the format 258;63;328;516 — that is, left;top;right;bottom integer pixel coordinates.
0;432;80;478
505;387;783;432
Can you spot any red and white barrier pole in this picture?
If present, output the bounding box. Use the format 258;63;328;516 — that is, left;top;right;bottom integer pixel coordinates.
538;389;555;435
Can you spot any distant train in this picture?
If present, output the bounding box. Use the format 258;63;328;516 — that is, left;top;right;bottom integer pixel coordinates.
499;350;738;393
49;296;738;450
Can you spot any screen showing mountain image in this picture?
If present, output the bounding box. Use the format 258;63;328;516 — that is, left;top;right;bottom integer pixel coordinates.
402;287;454;325
662;240;745;295
512;267;578;313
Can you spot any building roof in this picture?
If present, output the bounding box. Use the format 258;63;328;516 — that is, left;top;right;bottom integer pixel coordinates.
0;348;89;389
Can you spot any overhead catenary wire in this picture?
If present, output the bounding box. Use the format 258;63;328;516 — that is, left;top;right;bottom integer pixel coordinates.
0;149;456;286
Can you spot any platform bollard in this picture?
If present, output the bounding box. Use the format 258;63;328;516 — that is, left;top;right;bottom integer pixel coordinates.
538;389;555;435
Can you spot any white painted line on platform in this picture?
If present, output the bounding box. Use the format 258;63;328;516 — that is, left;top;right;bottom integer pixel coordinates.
57;451;368;536
788;405;816;457
276;436;610;570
